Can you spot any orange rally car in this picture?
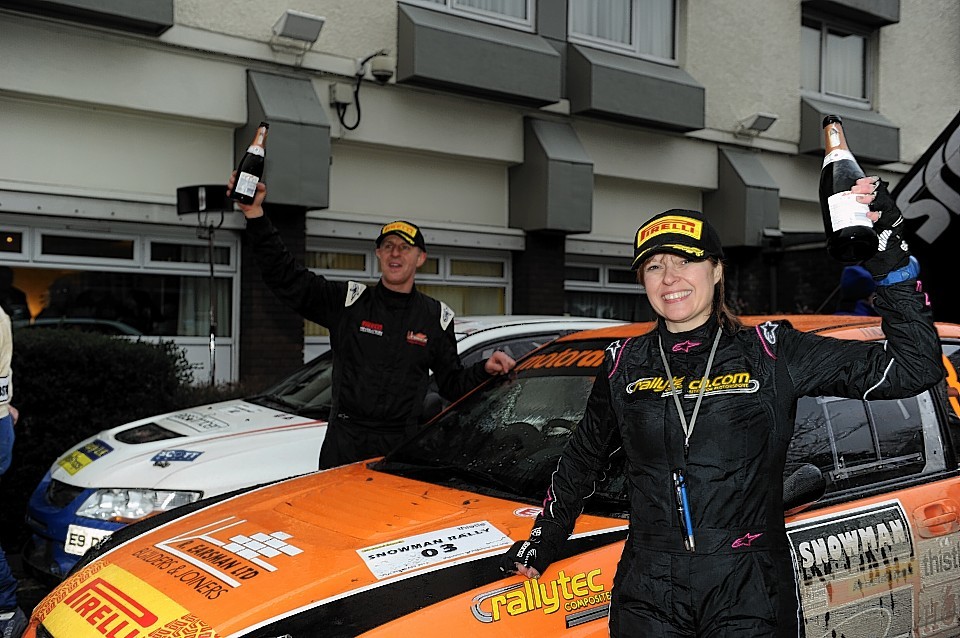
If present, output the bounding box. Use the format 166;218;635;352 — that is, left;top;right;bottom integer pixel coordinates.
20;316;960;638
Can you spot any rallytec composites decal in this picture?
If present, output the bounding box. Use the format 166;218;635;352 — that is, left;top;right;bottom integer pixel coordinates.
358;521;513;579
787;500;915;637
36;562;221;638
239;528;629;638
471;568;611;628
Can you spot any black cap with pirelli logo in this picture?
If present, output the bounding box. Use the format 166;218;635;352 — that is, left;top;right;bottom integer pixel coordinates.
376;220;426;251
631;209;724;270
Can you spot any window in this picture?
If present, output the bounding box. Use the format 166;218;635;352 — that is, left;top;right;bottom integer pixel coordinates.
787;392;940;496
42;234;136;261
406;0;534;29
305;250;366;272
801;14;871;105
8;267;233;337
564;260;655;321
1;229;237;337
303;239;510;344
568;0;676;63
0;231;23;255
460;333;561;367
152;242;230;266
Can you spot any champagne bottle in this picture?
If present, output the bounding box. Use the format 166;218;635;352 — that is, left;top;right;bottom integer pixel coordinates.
819;115;878;263
230;121;269;205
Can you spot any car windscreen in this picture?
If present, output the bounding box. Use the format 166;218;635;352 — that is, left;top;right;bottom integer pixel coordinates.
249;351;334;417
377;338;629;514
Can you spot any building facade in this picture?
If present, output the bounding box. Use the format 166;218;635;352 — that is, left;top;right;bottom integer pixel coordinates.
1;0;957;388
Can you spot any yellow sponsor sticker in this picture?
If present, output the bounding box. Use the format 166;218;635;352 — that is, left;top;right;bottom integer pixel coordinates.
56;440;113;476
43;564;221;637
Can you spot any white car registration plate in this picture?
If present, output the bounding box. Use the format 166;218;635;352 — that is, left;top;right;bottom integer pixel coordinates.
64;524;113;556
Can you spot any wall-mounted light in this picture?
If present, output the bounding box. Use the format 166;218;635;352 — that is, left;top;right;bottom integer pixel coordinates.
270;10;325;61
735;112;778;137
335;49;394;131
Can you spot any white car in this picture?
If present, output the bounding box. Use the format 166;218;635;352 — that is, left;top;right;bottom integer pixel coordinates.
22;315;624;580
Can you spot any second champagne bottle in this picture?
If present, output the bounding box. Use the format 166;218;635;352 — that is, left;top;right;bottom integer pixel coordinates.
818;115;878;264
230;121;269;205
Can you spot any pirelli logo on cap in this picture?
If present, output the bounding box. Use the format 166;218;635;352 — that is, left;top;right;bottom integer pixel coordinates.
637;215;703;247
381;221;419;242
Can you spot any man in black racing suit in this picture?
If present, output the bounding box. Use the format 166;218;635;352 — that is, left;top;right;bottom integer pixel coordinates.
501;180;943;636
230;177;515;469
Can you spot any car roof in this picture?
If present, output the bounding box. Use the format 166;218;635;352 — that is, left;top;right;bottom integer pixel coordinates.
12;317;143;335
555;314;960;343
453;315;624;340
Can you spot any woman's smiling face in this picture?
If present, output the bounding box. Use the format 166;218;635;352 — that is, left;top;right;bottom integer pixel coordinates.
641;253;722;332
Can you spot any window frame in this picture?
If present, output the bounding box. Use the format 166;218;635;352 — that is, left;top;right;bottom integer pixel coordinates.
403;0;536;32
565;259;642;293
801;11;876;109
789;390;945;505
147;238;236;273
36;229;140;266
0;226;30;262
567;0;679;66
303;238;512;355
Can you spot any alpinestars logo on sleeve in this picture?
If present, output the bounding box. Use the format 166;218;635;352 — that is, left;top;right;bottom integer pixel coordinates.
758;321;779;345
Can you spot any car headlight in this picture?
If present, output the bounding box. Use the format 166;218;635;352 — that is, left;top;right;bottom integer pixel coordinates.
75;489;202;523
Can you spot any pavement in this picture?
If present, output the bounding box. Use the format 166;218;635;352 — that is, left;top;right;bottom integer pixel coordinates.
9;553;51;614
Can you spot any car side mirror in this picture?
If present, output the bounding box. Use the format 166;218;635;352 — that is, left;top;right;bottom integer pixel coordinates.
783;463;826;516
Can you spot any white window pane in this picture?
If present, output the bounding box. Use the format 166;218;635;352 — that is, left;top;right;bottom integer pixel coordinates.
456;0;527;19
419;283;505;315
636;0;673;58
800;24;821;91
825;30;865;99
569;0;632;45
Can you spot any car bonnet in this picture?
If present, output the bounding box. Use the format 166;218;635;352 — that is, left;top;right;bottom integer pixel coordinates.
48;399;326;490
28;462;627;637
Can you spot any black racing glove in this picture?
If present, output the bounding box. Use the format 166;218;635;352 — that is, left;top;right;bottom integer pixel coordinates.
861;178;910;280
498;517;566;578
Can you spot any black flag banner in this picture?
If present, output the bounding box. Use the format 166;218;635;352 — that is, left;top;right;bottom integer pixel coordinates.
892;109;960;321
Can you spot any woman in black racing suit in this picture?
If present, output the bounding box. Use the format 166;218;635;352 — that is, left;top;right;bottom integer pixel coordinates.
499;177;943;637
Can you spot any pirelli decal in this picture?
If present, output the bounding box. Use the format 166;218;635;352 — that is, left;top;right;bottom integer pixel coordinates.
787;500;915;638
39;563;221;638
637;215;702;245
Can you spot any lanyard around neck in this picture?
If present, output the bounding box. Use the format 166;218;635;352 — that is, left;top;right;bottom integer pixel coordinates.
658;327;722;458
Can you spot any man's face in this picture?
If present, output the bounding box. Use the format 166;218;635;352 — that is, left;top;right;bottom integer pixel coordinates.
376;236;426;292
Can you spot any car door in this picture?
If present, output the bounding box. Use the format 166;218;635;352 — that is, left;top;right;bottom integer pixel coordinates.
784;360;960;638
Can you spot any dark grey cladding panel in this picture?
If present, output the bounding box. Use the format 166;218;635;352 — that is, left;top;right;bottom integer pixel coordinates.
566;45;704;132
703;147;780;248
801;0;899;26
397;3;561;107
509;119;593;233
238;71;330;209
0;0;174;35
799;97;900;165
